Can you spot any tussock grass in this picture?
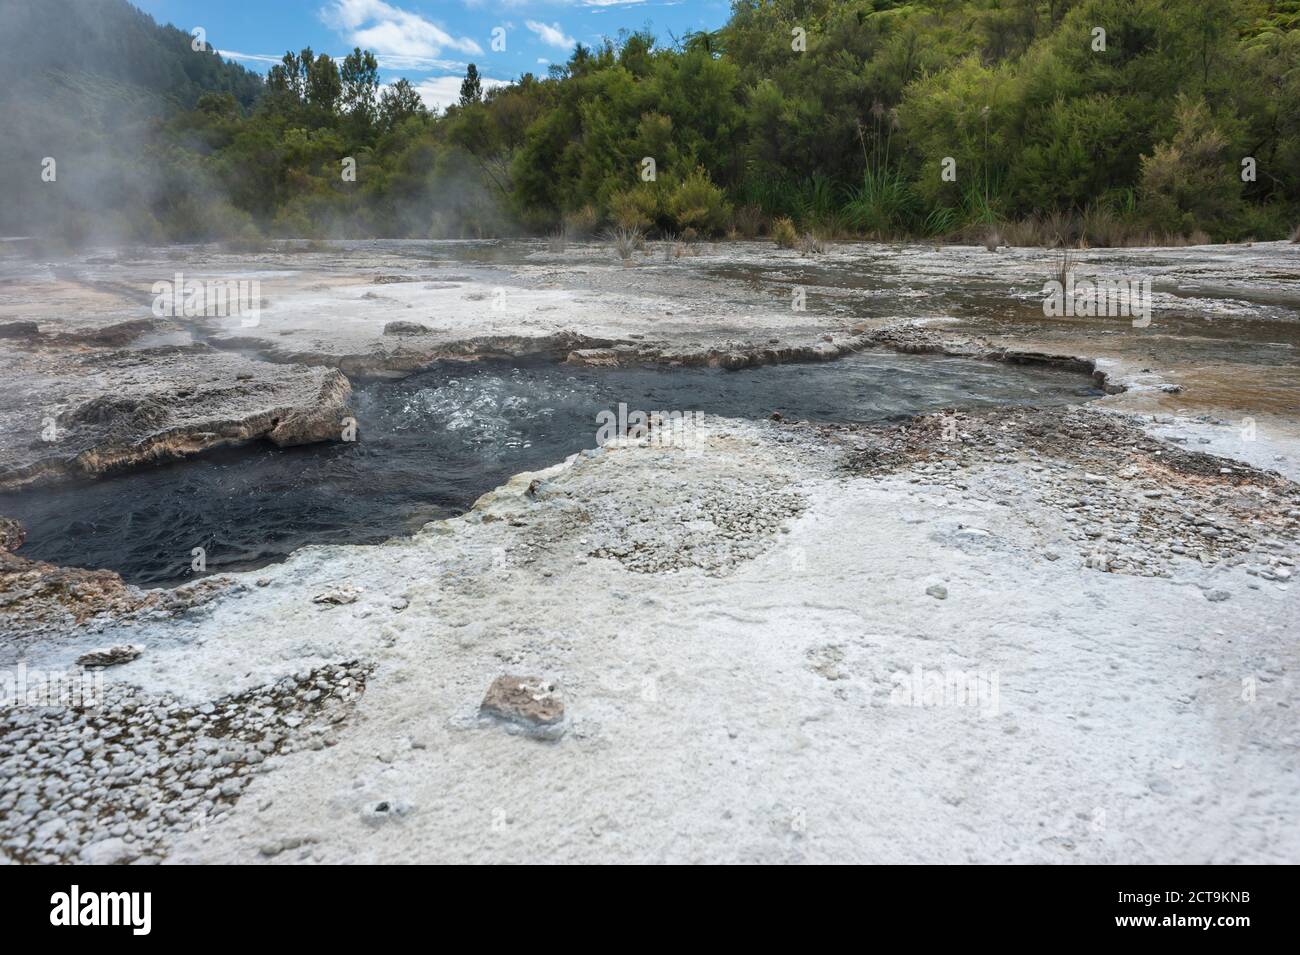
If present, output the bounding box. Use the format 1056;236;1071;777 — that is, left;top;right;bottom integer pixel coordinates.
771;216;798;249
604;226;644;263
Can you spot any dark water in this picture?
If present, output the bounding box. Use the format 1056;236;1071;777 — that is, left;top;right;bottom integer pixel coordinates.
0;352;1100;586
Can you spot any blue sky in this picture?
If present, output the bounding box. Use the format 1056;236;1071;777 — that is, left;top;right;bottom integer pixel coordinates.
132;0;732;110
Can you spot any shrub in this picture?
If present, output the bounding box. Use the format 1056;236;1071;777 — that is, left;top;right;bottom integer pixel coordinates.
607;186;659;231
771;216;797;248
1138;96;1243;237
669;166;731;236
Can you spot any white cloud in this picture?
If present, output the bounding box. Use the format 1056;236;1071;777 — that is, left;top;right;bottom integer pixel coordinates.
321;0;483;58
525;20;576;50
369;54;467;72
218;50;285;65
218;48;463;74
412;74;510;113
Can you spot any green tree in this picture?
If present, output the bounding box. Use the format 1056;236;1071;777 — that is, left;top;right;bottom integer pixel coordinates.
340;48;380;125
460;64;483;108
379;78;427;131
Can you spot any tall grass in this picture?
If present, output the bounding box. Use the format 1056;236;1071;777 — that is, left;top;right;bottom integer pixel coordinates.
923;206;960;238
843;167;917;237
604;226;644;263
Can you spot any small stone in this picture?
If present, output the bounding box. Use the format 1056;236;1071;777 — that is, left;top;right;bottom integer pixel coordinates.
1205;590;1231;602
480;675;565;739
79;836;138;865
925;584;948;600
382;320;431;336
312;586;360;606
76;645;143;668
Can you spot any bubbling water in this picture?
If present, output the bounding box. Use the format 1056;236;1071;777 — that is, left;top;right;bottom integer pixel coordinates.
0;352;1101;585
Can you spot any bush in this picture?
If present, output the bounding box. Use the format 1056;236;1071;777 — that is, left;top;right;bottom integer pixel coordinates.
607;185;660;231
1138;96;1243;238
669;166;731;235
771;216;797;248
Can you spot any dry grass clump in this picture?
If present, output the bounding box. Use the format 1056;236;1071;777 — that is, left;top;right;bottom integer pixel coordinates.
605;226;645;264
731;204;766;238
798;231;827;254
772;216;798;249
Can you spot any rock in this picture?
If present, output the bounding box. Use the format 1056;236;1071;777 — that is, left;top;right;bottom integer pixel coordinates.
382;321;431;336
0;321;40;339
267;370;353;447
925;584;948;600
480;675;565;739
259;835;310;857
76;644;144;668
54;318;155;347
565;348;623;367
1205;590;1231;602
312;586;360;606
0;517;25;553
79;836;138;865
1;345;354;491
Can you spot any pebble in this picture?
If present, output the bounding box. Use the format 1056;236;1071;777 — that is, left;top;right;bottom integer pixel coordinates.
0;661;369;863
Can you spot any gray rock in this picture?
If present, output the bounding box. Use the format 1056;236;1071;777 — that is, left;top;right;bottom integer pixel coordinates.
382;321;431;336
76;644;144;668
79;836;138;865
312;586;361;606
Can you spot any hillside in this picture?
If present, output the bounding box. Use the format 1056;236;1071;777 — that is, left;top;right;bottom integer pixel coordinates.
2;0;1298;244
